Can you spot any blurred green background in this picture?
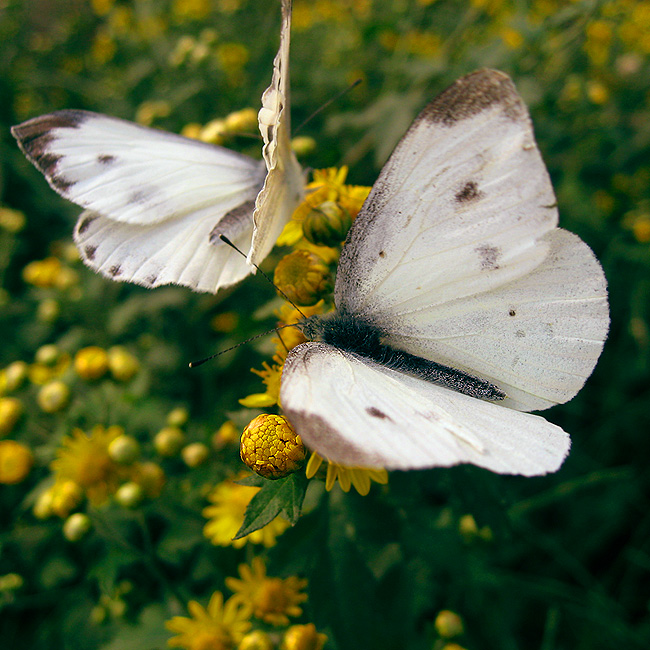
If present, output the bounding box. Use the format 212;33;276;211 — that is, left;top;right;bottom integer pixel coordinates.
1;0;649;649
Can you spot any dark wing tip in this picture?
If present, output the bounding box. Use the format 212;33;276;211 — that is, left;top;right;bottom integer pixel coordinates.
421;69;526;127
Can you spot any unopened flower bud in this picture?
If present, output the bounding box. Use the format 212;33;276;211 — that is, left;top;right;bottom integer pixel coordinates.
274;249;333;306
291;135;316;157
108;346;140;381
35;344;60;366
3;361;28;392
108;435;140;464
37;381;70;413
181;442;210;468
37;298;60;322
154;426;185;457
50;481;84;518
74;346;109;380
0;440;33;484
225;107;258;133
212;420;239;451
0;397;23;435
166;407;189;428
132;461;166;497
302;200;352;247
240;414;305;479
435;610;464;638
200;118;228;145
63;512;92;542
114;482;144;508
239;630;274;650
281;623;327;650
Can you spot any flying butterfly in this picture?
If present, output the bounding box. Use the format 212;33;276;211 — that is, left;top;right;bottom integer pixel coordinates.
11;0;302;294
280;69;609;476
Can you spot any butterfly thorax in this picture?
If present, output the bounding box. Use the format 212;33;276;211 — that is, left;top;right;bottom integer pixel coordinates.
299;312;505;402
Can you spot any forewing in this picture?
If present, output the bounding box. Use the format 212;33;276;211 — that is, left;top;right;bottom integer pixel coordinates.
11;110;265;226
247;0;304;266
281;343;570;476
384;229;609;411
336;69;558;314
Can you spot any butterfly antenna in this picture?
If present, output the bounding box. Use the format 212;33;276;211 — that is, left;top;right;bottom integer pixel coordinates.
189;323;299;368
293;78;362;135
219;234;308;320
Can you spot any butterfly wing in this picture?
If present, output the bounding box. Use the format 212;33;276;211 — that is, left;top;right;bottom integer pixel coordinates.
335;69;609;411
12;111;266;292
247;0;304;266
281;342;570;475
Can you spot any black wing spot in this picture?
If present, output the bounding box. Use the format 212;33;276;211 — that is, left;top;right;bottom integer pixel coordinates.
145;275;158;286
97;154;116;165
84;245;97;261
455;180;482;203
509;309;516;317
476;244;501;271
378;250;386;258
366;406;392;421
108;265;122;277
77;214;98;235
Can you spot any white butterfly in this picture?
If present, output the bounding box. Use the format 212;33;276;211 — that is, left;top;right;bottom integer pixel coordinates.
280;69;609;477
11;0;302;294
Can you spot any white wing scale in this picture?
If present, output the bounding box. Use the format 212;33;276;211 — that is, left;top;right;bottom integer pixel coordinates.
281;343;570;476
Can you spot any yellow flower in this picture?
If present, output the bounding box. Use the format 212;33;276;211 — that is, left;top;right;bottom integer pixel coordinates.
240;414;305;480
226;557;308;627
217;43;250;76
281;623;327;650
273;249;333;307
48;480;84;518
2;361;28;392
238;630;273;650
107;346;140;381
212;421;239;451
306;452;388;496
203;478;290;548
63;512;92;542
165;591;251;650
154;426;186;457
29;351;71;385
51;425;127;505
75;346;109;380
22;257;63;288
240;358;284;408
181;442;211;468
225;108;258;134
167;407;189;428
0;207;26;233
0;440;33;484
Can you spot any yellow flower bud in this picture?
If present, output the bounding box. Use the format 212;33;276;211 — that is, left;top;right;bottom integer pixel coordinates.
0;397;23;435
273;249;333;306
225;107;258;133
37;298;60;322
114;482;144;508
200;118;228;145
35;344;60;366
74;346;109;380
291;135;316;157
281;623;327;650
54;266;78;290
3;361;28;392
33;488;55;519
212;420;239;451
154;426;186;457
107;346;140;381
0;440;33;484
63;512;92;541
302;200;352;248
22;257;62;288
181;122;202;139
434;610;464;638
131;461;166;498
37;381;70;413
240;414;305;480
0;573;24;591
239;630;274;650
0;207;26;233
108;435;140;464
50;480;84;518
166;407;189;428
181;442;210;468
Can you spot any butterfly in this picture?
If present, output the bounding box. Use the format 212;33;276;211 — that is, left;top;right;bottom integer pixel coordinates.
11;0;302;294
280;69;609;476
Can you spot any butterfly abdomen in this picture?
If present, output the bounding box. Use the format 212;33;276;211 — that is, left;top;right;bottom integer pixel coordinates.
301;312;505;402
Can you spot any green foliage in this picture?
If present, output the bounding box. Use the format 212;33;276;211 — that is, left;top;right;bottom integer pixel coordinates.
1;1;650;649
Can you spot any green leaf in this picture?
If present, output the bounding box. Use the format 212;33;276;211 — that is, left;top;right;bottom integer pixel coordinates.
234;472;309;540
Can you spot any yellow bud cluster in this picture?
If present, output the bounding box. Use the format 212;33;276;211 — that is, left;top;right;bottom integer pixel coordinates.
240;414;305;479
